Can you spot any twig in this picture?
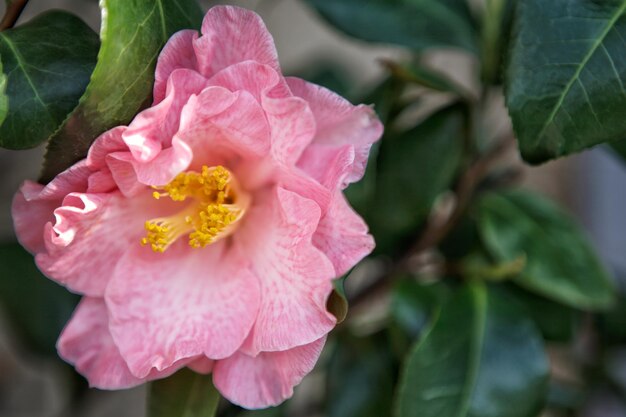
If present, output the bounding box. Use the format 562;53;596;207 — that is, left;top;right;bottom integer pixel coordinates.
349;136;516;308
0;0;28;31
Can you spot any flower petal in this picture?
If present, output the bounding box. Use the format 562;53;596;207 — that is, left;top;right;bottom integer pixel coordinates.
106;241;260;378
188;357;215;374
288;77;383;185
12;161;90;254
178;86;271;163
36;191;156;297
154;30;200;104
58;297;185;389
213;337;326;409
123;68;206;163
207;61;314;165
237;188;336;355
314;192;375;276
196;6;280;77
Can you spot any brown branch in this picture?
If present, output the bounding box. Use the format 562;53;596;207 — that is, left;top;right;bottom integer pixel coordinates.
0;0;28;31
349;136;516;308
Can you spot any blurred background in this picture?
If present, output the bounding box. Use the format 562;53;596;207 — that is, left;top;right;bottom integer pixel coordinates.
1;0;626;416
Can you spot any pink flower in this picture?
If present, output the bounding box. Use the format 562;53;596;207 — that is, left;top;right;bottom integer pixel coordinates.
12;5;382;409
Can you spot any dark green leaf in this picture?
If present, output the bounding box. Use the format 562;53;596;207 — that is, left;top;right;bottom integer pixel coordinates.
391;278;447;339
396;283;548;417
609;140;626;162
480;0;516;84
0;241;79;355
476;190;616;309
304;0;477;53
0;11;99;149
368;104;465;254
505;0;626;163
327;334;395;417
327;276;349;324
148;368;220;417
507;285;580;342
41;0;203;183
597;289;626;344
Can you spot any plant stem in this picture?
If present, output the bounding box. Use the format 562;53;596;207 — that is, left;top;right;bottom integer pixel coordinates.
349;136;515;308
0;0;28;31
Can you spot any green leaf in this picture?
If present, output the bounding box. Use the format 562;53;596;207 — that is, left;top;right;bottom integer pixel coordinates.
480;0;516;84
327;334;395;417
367;104;465;255
304;0;477;53
476;190;616;310
395;283;548;417
148;368;220;417
610;140;626;162
0;11;99;149
505;0;626;163
506;285;580;342
0;242;79;355
391;279;447;339
597;288;626;344
40;0;203;183
327;276;349;324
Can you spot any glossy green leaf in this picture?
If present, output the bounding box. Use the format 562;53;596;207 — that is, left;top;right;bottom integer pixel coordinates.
396;283;548;417
476;190;616;310
40;0;203;183
327;334;395;417
0;11;99;149
0;242;79;355
506;285;580;342
367;104;465;254
304;0;477;53
148;368;220;417
506;0;626;163
391;279;447;339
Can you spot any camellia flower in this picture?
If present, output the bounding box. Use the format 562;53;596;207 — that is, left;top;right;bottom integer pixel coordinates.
12;5;382;409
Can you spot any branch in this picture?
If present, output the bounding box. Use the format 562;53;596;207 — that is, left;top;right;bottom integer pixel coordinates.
0;0;28;31
349;136;516;308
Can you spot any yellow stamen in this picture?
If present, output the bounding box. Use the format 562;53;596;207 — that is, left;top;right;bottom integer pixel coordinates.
140;165;249;253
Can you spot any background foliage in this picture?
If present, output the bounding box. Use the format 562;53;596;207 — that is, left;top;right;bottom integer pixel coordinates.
2;0;626;416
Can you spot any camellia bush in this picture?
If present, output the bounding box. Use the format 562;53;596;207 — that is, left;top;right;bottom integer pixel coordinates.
1;0;626;416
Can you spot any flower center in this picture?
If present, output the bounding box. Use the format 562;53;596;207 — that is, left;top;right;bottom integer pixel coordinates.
140;165;249;253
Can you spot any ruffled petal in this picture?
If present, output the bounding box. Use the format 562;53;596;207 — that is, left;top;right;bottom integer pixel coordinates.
36;191;157;297
86;127;129;194
123;68;207;163
288;77;383;185
207;61;314;165
188;357;215;374
236;188;335;355
12;161;91;254
196;6;280;77
178;85;271;163
106;241;260;378
314;192;375;276
58;297;185;389
154;30;200;104
213;337;326;409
